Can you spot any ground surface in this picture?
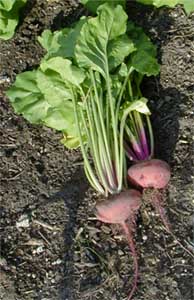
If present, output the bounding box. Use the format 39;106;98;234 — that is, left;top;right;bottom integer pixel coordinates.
0;1;193;300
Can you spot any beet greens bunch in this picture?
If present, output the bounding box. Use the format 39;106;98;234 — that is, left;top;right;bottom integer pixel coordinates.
6;2;193;299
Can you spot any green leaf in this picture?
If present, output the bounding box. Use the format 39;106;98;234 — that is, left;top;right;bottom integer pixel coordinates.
61;135;80;149
44;104;86;149
136;0;153;4
153;0;179;7
75;3;129;76
121;98;151;115
131;49;160;76
36;70;72;107
6;66;82;149
110;75;122;98
59;17;87;58
38;29;66;57
80;0;126;14
40;57;85;86
44;103;77;132
137;0;194;14
0;0;27;40
136;0;179;7
38;18;86;60
118;62;128;77
108;34;136;71
127;22;160;76
6;71;50;123
0;0;15;11
0;10;18;39
179;0;194;14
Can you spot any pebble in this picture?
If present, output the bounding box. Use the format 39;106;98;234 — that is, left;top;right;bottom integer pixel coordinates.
0;75;10;84
118;250;124;256
0;257;7;267
33;246;44;255
52;259;62;265
16;214;30;228
142;235;148;241
101;225;111;234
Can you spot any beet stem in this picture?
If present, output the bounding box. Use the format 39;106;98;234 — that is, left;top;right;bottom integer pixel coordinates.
121;221;139;300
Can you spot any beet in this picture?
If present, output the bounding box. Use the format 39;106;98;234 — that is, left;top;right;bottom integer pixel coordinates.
128;159;171;189
95;189;141;300
128;160;193;257
95;190;141;224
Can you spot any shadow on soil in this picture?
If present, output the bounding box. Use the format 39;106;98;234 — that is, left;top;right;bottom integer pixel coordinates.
51;4;86;30
34;167;88;300
127;1;177;63
141;82;187;164
59;168;89;300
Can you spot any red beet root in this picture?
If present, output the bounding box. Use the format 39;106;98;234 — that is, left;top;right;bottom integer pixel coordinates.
96;190;141;224
128;159;171;189
128;160;194;257
95;189;141;300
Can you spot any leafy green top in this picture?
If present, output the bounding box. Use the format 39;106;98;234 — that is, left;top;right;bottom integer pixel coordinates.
7;4;159;149
7;3;160;194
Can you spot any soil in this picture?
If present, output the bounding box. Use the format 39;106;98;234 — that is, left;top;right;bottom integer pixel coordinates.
0;1;193;300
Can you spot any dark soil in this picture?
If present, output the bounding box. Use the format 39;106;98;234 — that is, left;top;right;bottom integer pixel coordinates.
0;1;193;300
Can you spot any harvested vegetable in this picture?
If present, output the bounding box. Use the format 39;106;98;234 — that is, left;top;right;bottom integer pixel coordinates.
128;159;171;189
126;117;193;257
95;189;141;300
6;1;193;299
7;4;155;297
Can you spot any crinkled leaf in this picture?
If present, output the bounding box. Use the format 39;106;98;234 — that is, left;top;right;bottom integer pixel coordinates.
40;57;85;86
131;49;160;76
59;17;87;58
0;10;18;39
61;135;80;149
43;103;77;133
121;98;151;116
38;29;68;58
179;0;194;14
108;34;136;71
127;22;157;57
6;70;50;123
80;0;126;13
153;0;178;7
0;0;15;11
127;21;160;76
118;63;128;77
36;70;72;107
6;71;42;116
137;0;179;6
38;18;86;60
0;0;27;40
6;68;83;149
137;0;194;14
110;75;122;98
75;3;129;76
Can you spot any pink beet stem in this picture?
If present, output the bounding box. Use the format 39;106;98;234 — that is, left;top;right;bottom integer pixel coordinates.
152;191;194;258
121;221;139;300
